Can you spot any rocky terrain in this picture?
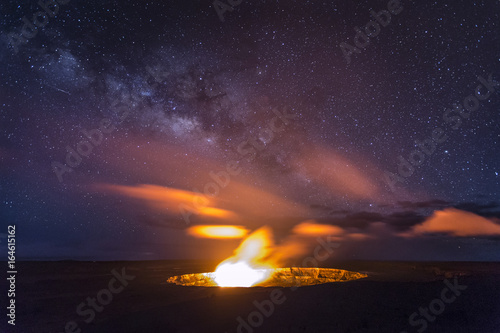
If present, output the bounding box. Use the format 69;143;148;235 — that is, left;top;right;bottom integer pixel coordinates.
3;260;500;333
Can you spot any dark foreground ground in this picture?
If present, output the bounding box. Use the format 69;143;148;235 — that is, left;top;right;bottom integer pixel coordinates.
1;261;499;333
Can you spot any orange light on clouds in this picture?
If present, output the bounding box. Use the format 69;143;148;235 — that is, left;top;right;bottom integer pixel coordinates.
293;146;383;202
292;221;344;236
187;225;249;239
412;208;500;237
197;206;238;219
102;184;210;206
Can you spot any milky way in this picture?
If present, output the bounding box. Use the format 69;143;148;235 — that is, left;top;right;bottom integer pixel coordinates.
1;0;499;260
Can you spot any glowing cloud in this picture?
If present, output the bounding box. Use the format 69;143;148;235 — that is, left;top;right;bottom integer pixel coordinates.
292;221;344;236
411;208;500;237
292;146;383;202
100;184;210;207
98;184;237;218
187;225;249;239
196;207;238;219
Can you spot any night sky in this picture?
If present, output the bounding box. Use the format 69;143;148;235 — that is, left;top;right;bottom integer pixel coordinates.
1;0;499;261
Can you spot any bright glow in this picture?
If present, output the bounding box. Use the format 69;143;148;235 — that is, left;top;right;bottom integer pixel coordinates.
412;208;500;236
214;262;271;287
213;227;275;287
187;225;248;239
196;207;237;219
292;221;344;236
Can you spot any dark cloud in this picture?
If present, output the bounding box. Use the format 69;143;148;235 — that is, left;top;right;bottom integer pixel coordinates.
397;200;451;210
315;210;424;232
453;202;500;218
383;211;427;231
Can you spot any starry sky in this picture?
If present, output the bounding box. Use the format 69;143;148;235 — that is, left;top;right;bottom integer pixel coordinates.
1;0;499;261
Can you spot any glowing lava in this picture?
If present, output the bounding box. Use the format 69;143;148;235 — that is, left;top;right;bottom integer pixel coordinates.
213;262;271;287
167;226;368;287
167;268;367;287
212;227;275;287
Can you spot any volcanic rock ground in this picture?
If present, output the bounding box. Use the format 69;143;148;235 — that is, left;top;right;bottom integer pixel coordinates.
3;261;500;333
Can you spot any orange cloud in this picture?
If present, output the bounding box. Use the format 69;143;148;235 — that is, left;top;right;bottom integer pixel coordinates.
215;178;308;218
293;146;382;202
292;221;344;236
196;207;238;219
99;183;209;209
102;184;209;205
96;181;304;222
186;225;249;239
411;208;500;237
98;184;238;219
347;233;372;240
